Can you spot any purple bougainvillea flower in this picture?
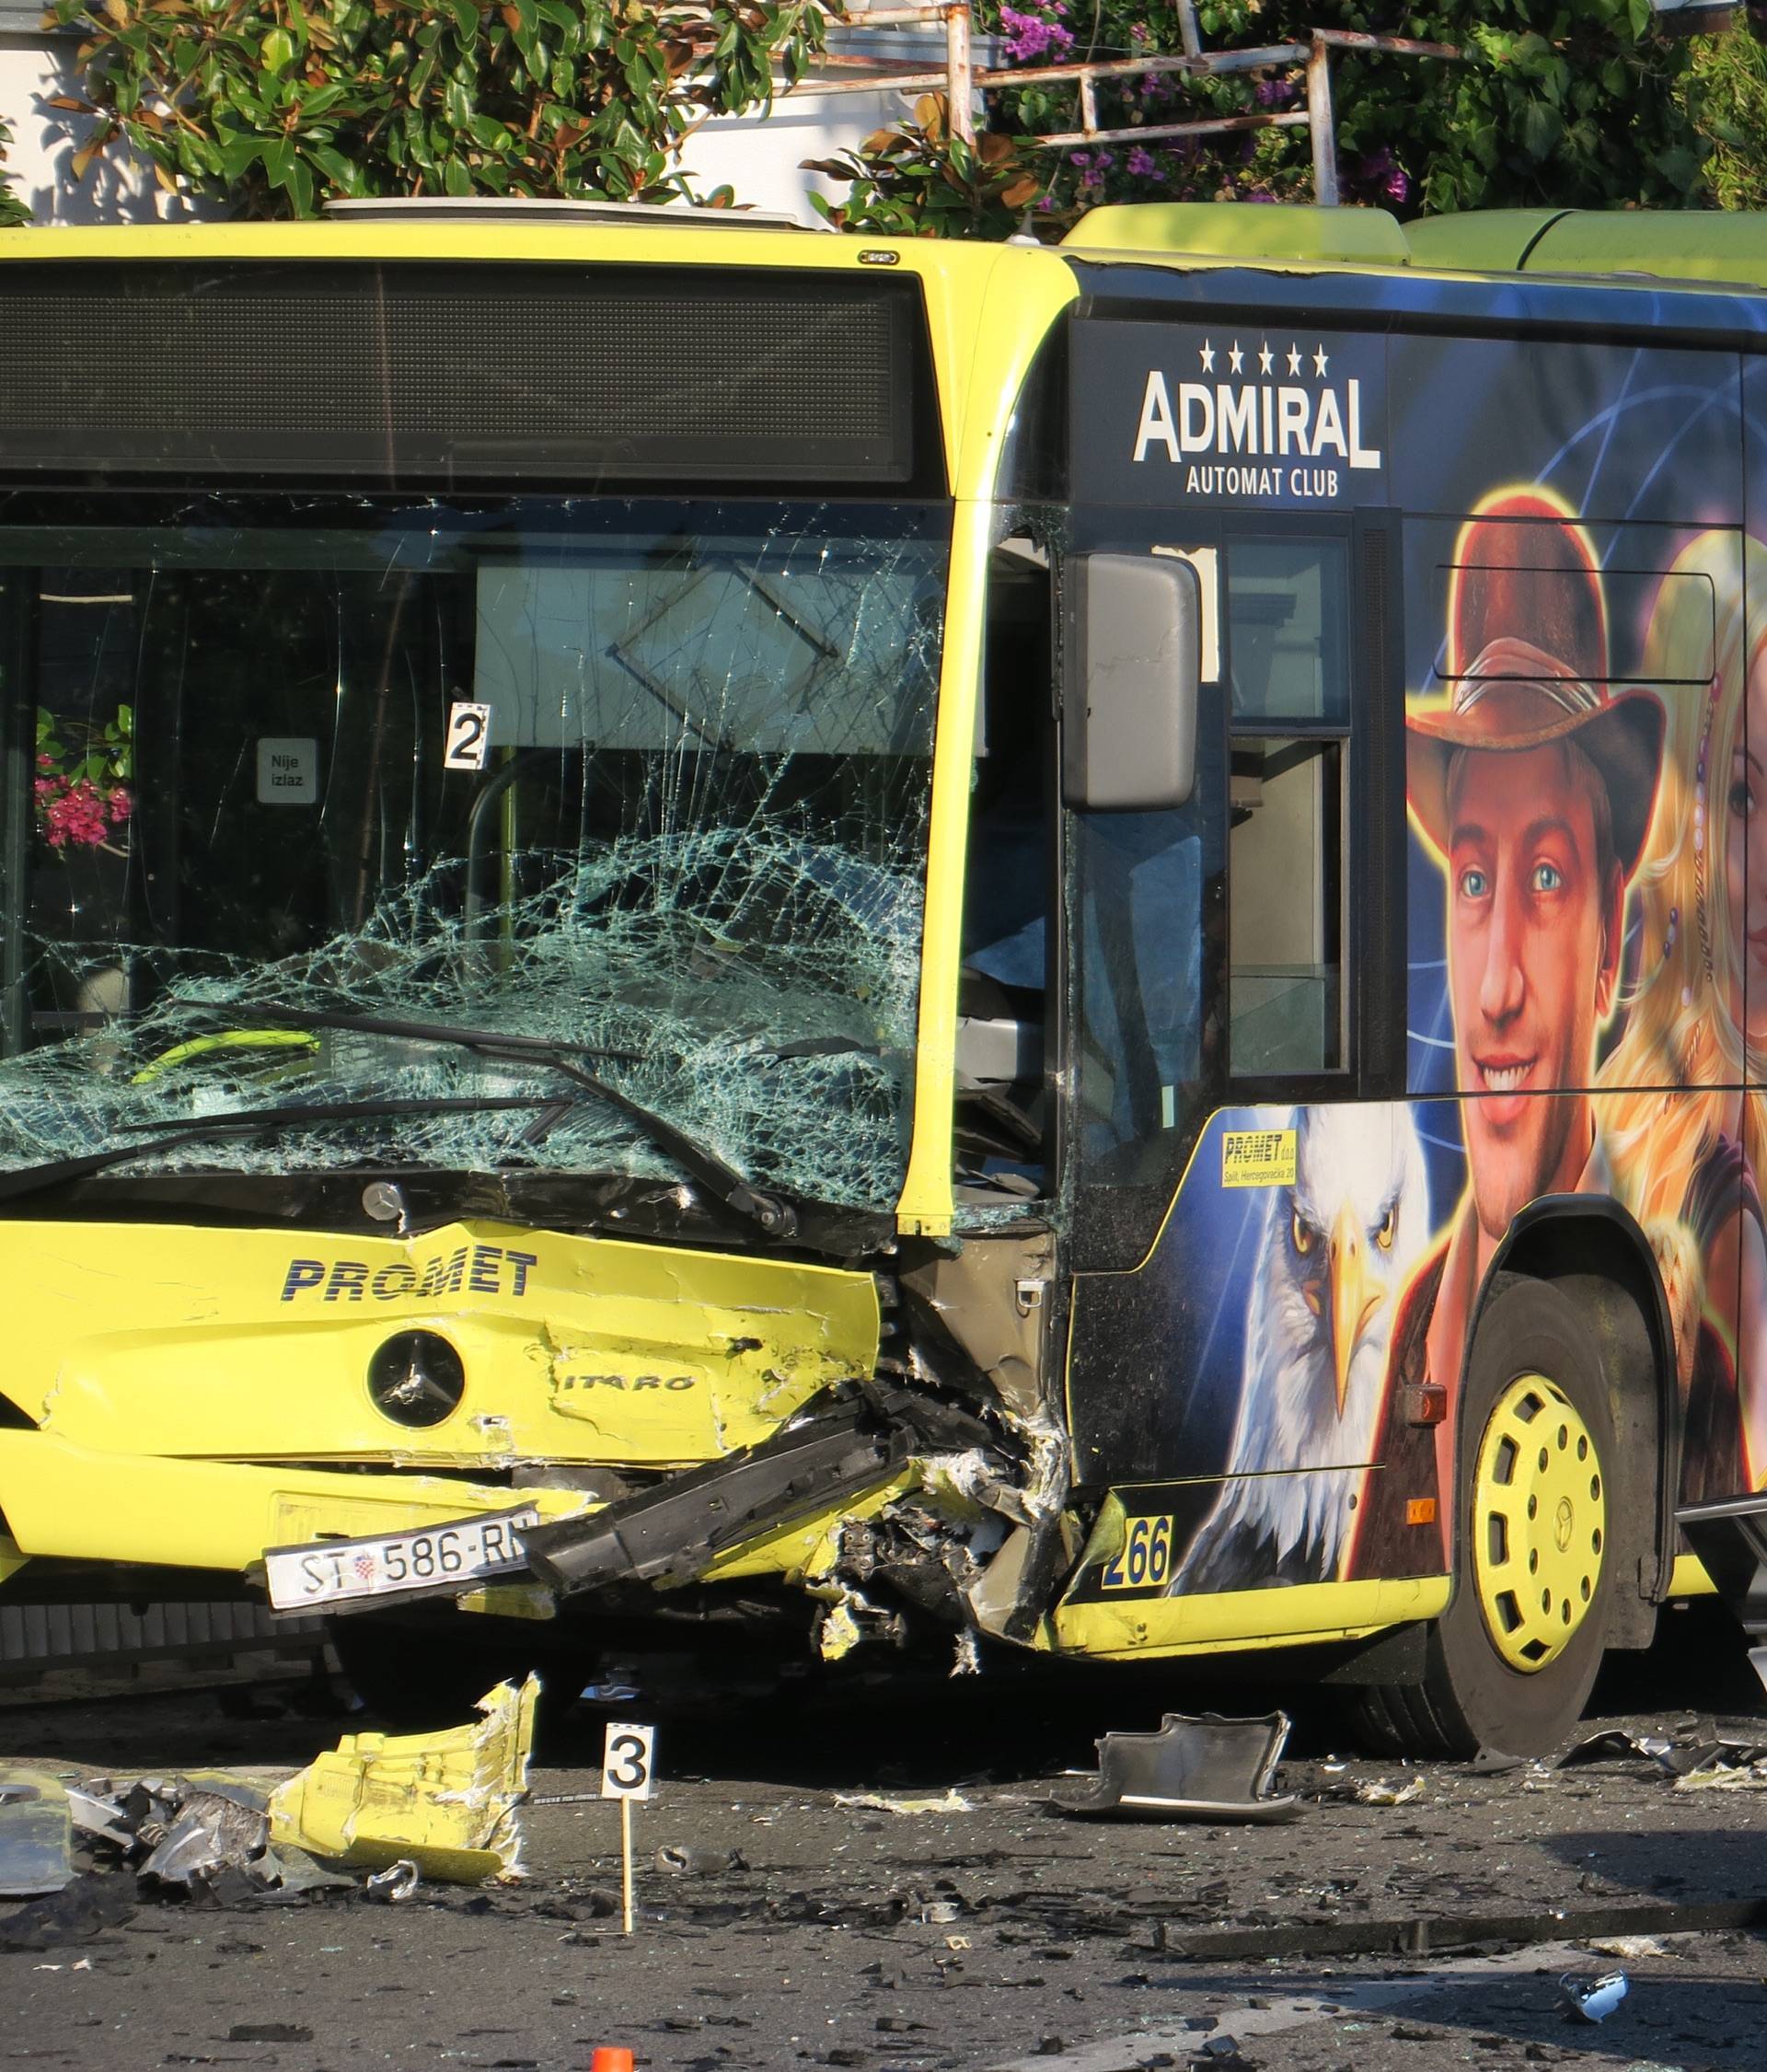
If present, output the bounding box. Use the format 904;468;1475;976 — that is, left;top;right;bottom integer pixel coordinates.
999;5;1075;61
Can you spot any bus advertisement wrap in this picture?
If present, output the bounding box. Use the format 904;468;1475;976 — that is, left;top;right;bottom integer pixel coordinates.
1065;321;1765;1648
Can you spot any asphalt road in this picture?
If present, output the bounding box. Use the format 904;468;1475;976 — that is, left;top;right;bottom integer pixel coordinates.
4;1603;1767;2072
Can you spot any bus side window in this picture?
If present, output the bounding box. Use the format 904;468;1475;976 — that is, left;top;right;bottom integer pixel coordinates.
1227;537;1351;1080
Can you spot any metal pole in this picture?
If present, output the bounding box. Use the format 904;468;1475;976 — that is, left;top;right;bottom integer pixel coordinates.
1176;1;1202;59
944;1;975;145
1307;34;1338;205
1038;108;1308;150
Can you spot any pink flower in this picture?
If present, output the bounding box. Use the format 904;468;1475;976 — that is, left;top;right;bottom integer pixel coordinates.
999;5;1074;61
44;777;111;848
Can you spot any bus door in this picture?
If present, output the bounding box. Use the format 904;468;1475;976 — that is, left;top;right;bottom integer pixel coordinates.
1061;513;1407;1530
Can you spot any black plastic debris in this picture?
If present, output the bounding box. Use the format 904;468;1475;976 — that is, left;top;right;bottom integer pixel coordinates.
0;1871;134;1950
1052;1712;1299;1823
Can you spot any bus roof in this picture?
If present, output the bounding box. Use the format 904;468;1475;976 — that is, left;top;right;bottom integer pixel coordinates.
1063;199;1767;295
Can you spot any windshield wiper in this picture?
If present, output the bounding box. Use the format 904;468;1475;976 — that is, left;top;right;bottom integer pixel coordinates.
177;1002;647;1066
173;1002;879;1067
149;1003;801;1237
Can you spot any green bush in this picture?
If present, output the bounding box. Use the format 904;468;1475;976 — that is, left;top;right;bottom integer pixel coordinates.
49;0;830;215
807;2;1736;233
969;1;1715;224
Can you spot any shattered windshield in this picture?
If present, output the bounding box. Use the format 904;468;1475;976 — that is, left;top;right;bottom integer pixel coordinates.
0;495;946;1213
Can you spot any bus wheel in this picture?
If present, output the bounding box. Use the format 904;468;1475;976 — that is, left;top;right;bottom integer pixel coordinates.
1356;1274;1618;1757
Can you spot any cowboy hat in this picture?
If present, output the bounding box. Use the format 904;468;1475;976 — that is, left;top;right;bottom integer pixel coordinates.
1406;490;1665;879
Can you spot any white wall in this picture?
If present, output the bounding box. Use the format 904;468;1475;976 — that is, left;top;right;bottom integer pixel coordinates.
0;33;203;225
677;87;913;226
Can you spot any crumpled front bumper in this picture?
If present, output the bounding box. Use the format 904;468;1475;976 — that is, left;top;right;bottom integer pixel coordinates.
0;1382;1048;1661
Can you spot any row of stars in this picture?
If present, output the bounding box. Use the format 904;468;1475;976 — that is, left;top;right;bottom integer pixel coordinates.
1197;339;1332;378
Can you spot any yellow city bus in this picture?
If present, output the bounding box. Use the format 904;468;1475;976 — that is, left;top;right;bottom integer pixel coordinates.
4;199;1767;1753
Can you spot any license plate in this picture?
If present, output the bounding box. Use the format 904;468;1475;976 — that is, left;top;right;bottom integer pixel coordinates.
264;1507;539;1612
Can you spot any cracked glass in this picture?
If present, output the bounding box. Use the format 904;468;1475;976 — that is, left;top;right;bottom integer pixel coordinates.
0;494;947;1213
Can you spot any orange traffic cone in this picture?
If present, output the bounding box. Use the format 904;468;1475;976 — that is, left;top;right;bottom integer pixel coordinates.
588;2052;634;2072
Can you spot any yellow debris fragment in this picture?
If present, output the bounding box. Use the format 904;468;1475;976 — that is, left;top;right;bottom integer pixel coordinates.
832;1788;973;1816
268;1676;537;1884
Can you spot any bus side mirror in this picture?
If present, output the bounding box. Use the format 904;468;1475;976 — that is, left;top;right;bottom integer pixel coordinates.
1062;552;1201;811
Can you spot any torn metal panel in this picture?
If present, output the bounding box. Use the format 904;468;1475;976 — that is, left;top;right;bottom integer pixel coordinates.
0;1772;73;1898
1053;1712;1299;1824
268;1675;537;1883
897;1230;1057;1421
66;1788;133;1852
964;1522;1040;1637
949;1409;1074;1644
137;1786;269;1893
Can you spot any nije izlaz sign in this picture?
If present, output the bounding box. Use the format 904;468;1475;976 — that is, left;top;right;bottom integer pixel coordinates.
1073;322;1387;508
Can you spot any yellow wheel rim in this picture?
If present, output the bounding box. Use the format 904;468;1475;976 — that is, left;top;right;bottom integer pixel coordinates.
1472;1373;1605;1673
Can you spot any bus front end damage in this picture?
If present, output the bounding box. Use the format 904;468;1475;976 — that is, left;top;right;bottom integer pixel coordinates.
0;1216;1068;1669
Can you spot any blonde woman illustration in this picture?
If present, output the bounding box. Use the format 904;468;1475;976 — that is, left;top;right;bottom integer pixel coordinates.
1600;529;1767;1497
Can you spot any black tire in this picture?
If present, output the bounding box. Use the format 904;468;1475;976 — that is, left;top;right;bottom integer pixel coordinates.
1356;1274;1623;1757
327;1606;587;1731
